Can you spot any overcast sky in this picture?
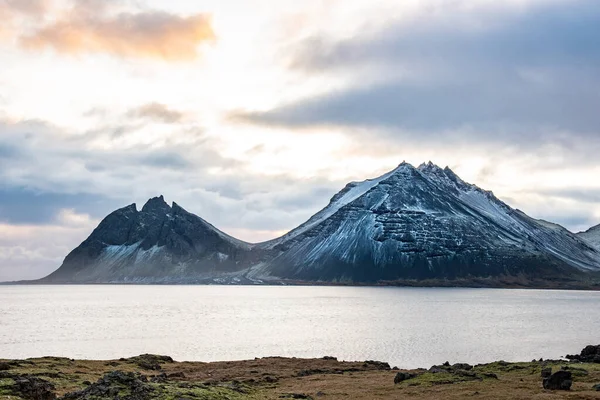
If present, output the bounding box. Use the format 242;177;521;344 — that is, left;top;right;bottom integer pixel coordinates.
1;0;599;281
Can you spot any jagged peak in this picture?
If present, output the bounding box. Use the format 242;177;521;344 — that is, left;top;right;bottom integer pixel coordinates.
141;195;171;213
417;160;441;171
171;201;189;214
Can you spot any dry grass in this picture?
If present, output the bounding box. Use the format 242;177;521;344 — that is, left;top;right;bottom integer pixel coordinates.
1;355;599;399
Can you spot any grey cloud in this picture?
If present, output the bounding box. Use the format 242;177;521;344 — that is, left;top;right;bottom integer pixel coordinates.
536;188;600;204
0;117;349;257
140;151;191;170
0;188;121;225
0;142;20;158
237;0;600;144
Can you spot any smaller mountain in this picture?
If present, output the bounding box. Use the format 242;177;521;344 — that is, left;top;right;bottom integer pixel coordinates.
42;196;260;283
578;224;600;251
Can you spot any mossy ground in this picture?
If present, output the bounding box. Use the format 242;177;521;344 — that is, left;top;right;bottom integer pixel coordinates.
1;356;599;399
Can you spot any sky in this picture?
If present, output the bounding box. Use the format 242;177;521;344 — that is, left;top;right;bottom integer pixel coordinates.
1;0;600;281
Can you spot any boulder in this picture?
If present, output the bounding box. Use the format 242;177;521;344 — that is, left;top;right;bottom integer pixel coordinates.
394;372;414;384
593;383;600;391
566;345;600;363
11;375;56;400
61;370;153;400
452;363;473;371
543;370;572;391
541;367;552;378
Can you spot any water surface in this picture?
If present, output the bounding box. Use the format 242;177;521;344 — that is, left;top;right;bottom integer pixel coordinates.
1;285;598;368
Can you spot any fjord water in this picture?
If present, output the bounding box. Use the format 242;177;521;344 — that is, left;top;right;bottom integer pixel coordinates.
1;285;598;368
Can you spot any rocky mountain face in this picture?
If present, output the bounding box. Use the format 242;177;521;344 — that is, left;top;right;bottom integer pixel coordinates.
258;162;600;283
578;225;600;251
41;163;600;286
43;196;262;283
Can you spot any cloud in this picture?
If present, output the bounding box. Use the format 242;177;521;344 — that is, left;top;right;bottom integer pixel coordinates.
17;3;215;60
234;0;600;144
0;220;98;281
0;187;121;225
127;103;185;123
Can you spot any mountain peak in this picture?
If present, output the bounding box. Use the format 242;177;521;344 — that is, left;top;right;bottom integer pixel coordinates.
417;161;444;173
141;195;171;214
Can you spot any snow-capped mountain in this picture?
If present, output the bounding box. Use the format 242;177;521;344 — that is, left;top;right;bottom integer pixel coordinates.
578;224;600;251
43;196;260;283
41;163;600;286
258;162;600;282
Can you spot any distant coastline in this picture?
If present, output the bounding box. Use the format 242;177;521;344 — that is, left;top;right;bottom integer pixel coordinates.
3;275;600;290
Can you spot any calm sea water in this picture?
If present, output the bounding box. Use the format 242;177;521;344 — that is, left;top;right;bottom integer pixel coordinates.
0;285;598;368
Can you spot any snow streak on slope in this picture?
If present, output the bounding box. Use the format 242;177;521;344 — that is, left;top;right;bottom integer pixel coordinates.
260;164;406;249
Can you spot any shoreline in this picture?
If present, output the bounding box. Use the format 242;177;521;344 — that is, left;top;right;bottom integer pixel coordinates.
2;277;600;290
2;347;600;399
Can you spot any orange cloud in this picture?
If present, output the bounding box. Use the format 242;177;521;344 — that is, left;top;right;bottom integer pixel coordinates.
0;0;48;38
128;103;185;123
19;9;215;60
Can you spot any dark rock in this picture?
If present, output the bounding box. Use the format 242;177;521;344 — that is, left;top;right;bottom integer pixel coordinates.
321;356;337;361
452;363;473;371
279;394;313;399
442;361;450;367
150;372;167;383
61;370;153;400
363;360;391;370
10;375;56;400
428;366;446;374
541;368;552;378
593;383;600;391
394;372;415;384
481;373;498;379
543;370;572;391
297;369;325;377
316;391;325;397
129;354;174;371
0;362;10;371
566;345;600;363
167;372;185;379
264;376;278;383
455;370;478;379
392;367;399;370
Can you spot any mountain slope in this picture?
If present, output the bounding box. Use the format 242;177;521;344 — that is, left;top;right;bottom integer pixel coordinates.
40;163;600;286
257;162;600;283
578;224;600;251
43;196;261;283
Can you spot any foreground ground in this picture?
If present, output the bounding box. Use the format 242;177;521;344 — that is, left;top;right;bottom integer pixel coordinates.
1;354;600;399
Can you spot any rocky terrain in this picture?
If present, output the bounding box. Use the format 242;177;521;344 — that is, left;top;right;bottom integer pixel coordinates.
579;225;600;251
1;346;600;399
36;162;600;287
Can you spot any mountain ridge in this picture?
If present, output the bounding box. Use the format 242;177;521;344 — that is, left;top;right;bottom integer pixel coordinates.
37;162;600;287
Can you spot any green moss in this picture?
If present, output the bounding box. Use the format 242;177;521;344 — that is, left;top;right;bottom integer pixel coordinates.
148;381;257;400
0;377;16;398
399;371;471;387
